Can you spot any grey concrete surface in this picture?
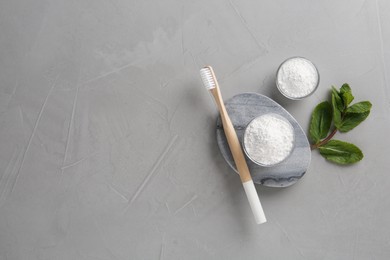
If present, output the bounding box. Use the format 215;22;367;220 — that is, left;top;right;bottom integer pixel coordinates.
1;0;390;259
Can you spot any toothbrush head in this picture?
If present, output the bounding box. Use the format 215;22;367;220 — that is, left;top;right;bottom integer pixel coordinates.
200;66;217;90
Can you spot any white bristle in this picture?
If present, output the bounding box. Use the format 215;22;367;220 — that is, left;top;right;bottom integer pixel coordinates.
200;67;216;90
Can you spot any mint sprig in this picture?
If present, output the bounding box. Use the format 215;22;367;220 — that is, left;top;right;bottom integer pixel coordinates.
309;84;372;164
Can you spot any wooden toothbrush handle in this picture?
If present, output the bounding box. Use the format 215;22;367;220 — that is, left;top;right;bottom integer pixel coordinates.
208;75;266;224
210;87;252;183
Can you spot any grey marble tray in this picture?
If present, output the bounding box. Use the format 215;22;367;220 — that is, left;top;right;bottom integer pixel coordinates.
216;93;311;188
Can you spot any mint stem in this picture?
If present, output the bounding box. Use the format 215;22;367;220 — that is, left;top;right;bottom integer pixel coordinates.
311;128;337;150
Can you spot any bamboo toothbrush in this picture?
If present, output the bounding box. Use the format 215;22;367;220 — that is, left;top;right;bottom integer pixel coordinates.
200;66;266;224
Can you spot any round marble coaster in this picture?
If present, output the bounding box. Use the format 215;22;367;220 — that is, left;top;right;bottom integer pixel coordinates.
216;93;311;188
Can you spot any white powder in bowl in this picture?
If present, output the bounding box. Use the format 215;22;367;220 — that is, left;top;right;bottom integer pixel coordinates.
243;113;294;166
277;57;319;99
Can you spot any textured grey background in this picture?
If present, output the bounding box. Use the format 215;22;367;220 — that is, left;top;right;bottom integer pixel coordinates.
1;0;390;259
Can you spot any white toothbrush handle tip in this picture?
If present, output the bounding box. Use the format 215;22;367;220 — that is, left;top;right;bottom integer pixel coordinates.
243;180;267;224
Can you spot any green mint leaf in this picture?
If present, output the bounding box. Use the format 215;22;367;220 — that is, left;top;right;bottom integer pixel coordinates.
338;111;370;132
340;84;354;107
340;83;351;94
346;101;372;113
342;92;354;107
332;86;340;94
331;88;343;128
318;140;363;164
338;101;372;132
332;86;344;110
309;101;332;143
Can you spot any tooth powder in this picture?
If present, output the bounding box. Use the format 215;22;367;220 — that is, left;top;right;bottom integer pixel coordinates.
276;57;319;99
243;113;294;166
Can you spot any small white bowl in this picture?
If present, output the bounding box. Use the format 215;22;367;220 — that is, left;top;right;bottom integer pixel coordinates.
276;57;320;100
